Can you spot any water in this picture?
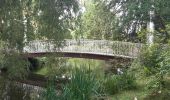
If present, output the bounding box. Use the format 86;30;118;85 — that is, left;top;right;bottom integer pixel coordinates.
0;78;44;100
0;58;106;99
0;58;125;99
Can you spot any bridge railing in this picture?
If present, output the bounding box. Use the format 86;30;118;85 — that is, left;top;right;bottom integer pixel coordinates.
23;39;143;58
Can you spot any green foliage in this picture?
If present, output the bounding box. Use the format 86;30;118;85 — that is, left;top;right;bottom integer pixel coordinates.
0;0;79;46
105;0;170;42
140;43;170;75
42;66;102;100
138;43;170;90
104;75;119;94
35;0;79;44
139;44;162;74
0;0;29;50
144;89;170;100
0;0;79;79
3;52;30;79
158;43;170;74
137;29;148;43
104;72;136;95
43;80;57;100
146;76;162;90
45;57;68;79
0;41;6;68
61;67;99;100
0;76;7;99
75;0;118;40
120;72;137;90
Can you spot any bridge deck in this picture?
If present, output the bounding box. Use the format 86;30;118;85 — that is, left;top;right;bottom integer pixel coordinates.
23;39;143;59
24;52;135;60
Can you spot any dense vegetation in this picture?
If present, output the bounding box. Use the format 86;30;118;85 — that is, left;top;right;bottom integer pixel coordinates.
0;0;170;100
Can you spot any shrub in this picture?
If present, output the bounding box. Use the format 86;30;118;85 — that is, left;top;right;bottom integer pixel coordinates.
4;53;30;79
145;76;163;91
104;72;136;95
104;75;119;94
139;44;162;75
120;72;137;90
138;43;170;90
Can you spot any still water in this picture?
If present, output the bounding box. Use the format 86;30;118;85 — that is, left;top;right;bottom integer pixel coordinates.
0;58;107;100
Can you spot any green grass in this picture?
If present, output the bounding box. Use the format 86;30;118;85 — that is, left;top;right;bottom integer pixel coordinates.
111;90;148;100
110;75;170;100
111;79;150;100
61;67;99;100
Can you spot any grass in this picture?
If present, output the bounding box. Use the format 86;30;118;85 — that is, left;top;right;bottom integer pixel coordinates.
110;74;170;100
111;90;147;100
61;67;99;100
111;78;150;100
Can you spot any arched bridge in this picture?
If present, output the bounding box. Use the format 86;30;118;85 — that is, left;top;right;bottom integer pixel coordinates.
23;39;142;60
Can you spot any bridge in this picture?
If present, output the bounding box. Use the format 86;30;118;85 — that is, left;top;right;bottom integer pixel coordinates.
23;39;142;60
1;39;144;90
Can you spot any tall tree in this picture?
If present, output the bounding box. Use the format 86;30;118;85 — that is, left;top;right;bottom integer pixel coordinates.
105;0;170;42
0;0;79;79
74;0;118;40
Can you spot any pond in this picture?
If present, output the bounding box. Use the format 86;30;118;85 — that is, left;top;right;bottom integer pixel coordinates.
0;57;128;99
0;58;108;100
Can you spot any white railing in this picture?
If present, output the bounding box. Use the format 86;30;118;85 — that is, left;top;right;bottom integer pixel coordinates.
23;39;143;58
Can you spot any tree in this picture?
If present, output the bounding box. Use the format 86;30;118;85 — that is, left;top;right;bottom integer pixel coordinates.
105;0;170;42
74;0;118;40
0;0;80;99
0;0;79;79
138;43;170;90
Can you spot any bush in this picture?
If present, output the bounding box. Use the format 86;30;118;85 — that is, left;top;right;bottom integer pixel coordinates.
120;72;137;90
145;76;163;91
139;44;162;75
139;43;170;90
104;75;119;94
104;72;136;95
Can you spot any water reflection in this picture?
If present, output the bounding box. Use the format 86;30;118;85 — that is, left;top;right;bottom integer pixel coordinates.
0;77;44;100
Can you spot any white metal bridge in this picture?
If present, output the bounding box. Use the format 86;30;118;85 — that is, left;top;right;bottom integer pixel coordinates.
23;39;143;59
